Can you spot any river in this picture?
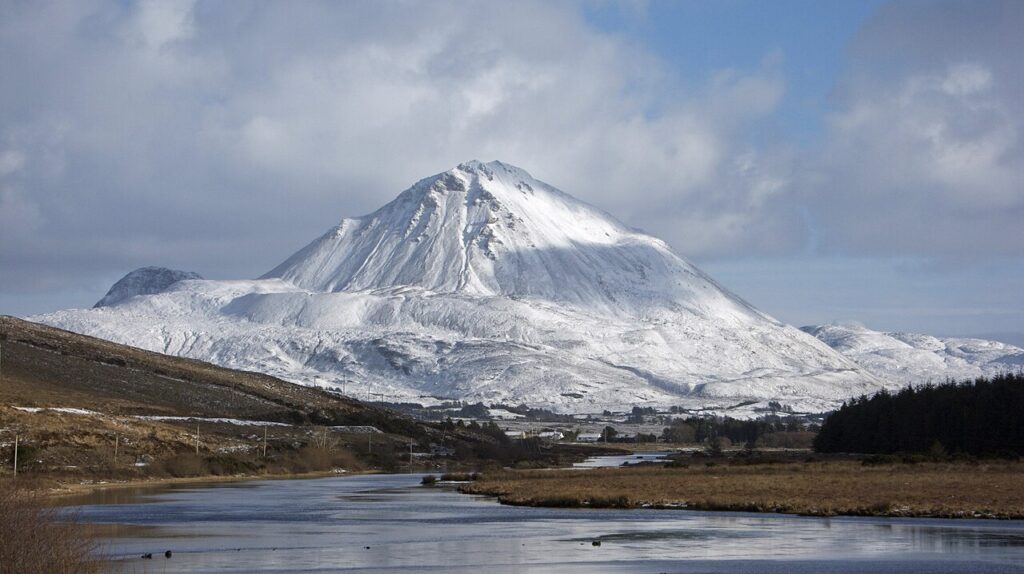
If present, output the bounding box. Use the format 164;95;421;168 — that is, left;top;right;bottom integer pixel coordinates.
66;468;1024;573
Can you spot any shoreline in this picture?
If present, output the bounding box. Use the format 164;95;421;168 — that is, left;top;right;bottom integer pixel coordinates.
460;490;1024;520
42;468;378;501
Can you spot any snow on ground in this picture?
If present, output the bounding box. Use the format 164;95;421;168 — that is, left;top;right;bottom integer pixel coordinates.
11;408;291;427
487;408;526;420
14;407;101;415
133;416;292;427
803;324;1024;387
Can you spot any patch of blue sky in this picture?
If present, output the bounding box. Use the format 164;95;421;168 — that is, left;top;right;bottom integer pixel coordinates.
584;0;886;144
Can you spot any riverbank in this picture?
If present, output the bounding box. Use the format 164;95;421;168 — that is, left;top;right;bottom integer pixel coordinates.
38;467;365;501
460;459;1024;519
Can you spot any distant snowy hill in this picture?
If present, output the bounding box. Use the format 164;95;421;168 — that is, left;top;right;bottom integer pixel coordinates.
802;324;1024;386
35;161;881;413
94;267;203;307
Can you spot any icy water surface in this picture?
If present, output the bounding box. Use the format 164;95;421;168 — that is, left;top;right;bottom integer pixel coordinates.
67;473;1024;573
571;450;674;468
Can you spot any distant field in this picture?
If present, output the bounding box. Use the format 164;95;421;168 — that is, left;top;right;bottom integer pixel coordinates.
461;460;1024;519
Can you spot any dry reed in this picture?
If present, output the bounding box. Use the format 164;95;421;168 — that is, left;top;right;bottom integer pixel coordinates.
0;480;104;574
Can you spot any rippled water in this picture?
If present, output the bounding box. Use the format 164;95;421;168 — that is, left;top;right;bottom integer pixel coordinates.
67;473;1024;573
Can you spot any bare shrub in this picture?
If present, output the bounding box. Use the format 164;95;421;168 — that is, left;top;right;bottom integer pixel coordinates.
160;453;206;477
757;431;816;449
205;455;260;476
440;472;479;482
0;480;104;573
295;447;333;472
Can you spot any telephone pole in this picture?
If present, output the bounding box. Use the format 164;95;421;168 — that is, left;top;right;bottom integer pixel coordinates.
13;435;18;478
195;423;200;455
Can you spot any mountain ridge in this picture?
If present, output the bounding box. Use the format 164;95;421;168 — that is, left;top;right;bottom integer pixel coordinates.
94;266;202;308
803;323;1024;386
34;161;881;413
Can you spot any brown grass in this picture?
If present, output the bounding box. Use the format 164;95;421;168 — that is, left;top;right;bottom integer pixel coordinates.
461;460;1024;518
0;480;105;573
0;405;374;482
0;316;503;486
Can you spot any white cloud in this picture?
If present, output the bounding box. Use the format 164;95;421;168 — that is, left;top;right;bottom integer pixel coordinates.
940;63;992;97
128;0;196;50
0;0;793;298
1;0;1019;316
810;0;1023;257
0;149;26;175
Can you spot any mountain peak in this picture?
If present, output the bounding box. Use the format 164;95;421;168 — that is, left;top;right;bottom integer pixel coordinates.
261;161;742;316
95;267;203;307
454;159;533;181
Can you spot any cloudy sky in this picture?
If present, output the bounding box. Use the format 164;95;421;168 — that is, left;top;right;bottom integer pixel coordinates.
1;0;1021;343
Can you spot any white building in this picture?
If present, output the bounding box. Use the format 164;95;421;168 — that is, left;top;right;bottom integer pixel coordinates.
576;433;603;443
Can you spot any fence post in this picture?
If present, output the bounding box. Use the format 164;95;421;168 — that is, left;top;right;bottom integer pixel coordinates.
13;435;18;478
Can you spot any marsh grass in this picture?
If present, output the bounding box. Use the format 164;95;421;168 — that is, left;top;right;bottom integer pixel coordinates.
439;472;479;482
461;460;1024;518
0;480;105;573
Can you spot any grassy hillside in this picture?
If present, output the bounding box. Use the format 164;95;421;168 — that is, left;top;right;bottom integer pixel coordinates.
0;316;502;485
2;315;391;423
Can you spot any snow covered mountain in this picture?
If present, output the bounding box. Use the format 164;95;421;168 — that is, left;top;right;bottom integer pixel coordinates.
802;324;1024;387
35;161;881;413
94;267;203;307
